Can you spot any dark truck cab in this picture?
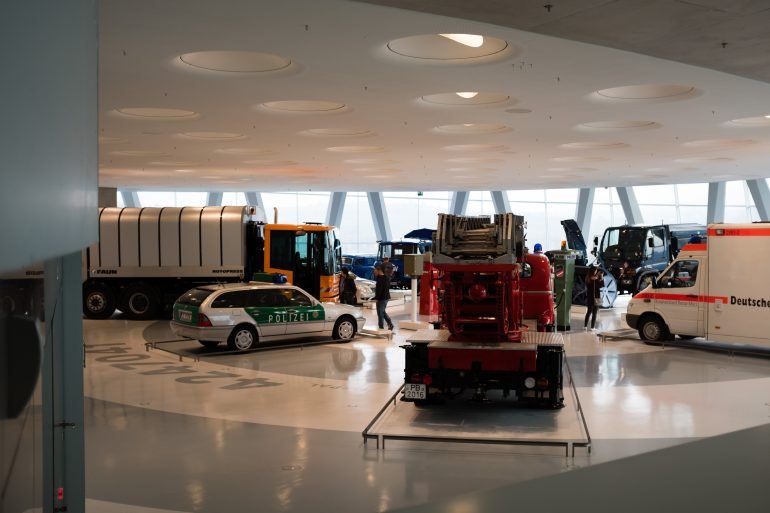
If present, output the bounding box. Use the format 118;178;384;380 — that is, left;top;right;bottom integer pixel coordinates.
564;220;706;295
377;229;434;288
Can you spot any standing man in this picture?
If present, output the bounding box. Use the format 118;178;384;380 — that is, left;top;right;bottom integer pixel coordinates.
374;264;394;331
381;256;395;279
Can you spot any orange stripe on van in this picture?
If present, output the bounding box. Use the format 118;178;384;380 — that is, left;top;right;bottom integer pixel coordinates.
680;243;706;251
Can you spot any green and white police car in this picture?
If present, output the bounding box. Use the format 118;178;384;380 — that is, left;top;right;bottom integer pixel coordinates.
170;283;366;351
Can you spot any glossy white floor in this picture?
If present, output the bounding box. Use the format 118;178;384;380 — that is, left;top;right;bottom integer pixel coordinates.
82;296;770;513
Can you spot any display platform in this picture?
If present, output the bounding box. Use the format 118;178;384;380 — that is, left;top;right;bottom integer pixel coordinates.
599;328;770;358
364;329;590;456
145;336;345;362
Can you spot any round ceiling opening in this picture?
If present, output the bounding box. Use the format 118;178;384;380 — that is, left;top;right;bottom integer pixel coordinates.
148;161;199;167
728;116;770;127
682;139;756;150
446;157;503;164
560;142;628;150
243;160;297;167
551;156;609;163
112;107;199;120
674;157;735;164
595;84;697;101
98;136;127;144
505;108;532;114
110;150;169;157
261;100;346;113
442;144;508;152
215;148;276;156
578;120;660;130
421;92;511;106
178;51;292;72
344;158;398;165
435;123;510;134
386;34;510;62
326;146;386;153
178;131;245;141
302;128;374;137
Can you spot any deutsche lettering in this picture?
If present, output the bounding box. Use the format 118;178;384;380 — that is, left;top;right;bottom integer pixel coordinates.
730;295;770;308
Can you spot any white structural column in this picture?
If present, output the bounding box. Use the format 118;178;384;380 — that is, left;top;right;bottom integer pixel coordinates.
616;186;643;225
325;192;347;227
206;192;223;206
245;192;264;209
707;182;726;223
367;192;392;241
120;190;140;208
746;179;770;221
490;190;510;214
449;191;469;215
575;187;595;236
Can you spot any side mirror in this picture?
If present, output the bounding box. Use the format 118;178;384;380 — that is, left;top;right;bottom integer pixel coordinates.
593;236;599;246
334;238;341;249
590;247;597;257
648;237;655;248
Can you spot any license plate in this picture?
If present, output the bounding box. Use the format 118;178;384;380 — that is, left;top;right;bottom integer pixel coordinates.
404;384;426;400
178;310;192;322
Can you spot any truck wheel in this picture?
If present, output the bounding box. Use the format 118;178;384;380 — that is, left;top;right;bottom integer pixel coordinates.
228;324;257;351
638;315;671;342
332;316;357;341
83;283;116;319
198;340;220;349
637;274;656;293
120;284;159;320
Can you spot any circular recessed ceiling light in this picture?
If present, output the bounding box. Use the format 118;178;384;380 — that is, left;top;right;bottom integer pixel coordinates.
435;123;511;134
505;108;532;114
594;84;697;101
442;144;508;152
215;148;276;156
386;34;510;61
421;92;511;106
579;120;660;130
178;51;292;73
112;107;199;120
559;142;629;150
326;146;386;153
261;100;346;113
344;158;398;165
674;157;735;163
148;161;199;167
178;131;246;141
301;128;375;137
681;139;756;150
352;168;402;174
446;157;503;164
110;150;169;157
551;156;609;162
445;167;497;173
243;160;297;167
98;136;127;144
728;116;770;127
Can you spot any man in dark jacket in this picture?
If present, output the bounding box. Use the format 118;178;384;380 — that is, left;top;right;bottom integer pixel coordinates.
373;264;394;330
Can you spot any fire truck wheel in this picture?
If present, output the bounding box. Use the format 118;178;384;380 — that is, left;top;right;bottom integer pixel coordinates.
83;282;116;319
120;283;159;320
638;315;671;343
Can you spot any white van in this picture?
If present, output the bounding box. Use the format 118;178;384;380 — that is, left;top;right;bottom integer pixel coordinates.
626;223;770;347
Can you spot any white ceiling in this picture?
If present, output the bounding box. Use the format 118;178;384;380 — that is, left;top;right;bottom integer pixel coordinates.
99;0;770;191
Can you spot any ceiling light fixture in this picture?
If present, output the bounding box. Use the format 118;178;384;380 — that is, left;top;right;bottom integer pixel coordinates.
439;34;484;48
456;92;478;99
765;115;770;119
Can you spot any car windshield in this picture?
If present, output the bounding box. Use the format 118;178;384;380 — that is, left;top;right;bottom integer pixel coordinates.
177;288;213;306
602;228;647;260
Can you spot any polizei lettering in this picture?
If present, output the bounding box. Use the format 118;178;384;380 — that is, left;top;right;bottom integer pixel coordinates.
730;295;770;308
267;312;311;323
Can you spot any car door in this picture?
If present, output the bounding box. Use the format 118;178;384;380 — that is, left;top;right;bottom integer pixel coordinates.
654;258;704;336
243;289;288;338
208;291;249;326
282;288;325;335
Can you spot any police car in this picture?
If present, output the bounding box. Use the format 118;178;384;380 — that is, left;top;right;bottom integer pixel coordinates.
170;283;366;351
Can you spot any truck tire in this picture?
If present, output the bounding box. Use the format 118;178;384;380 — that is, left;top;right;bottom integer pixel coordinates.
83;282;116;319
332;316;357;341
638;315;671;343
120;283;159;320
636;273;656;294
227;324;257;351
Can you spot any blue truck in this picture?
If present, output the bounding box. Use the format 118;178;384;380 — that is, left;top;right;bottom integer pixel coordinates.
376;229;434;288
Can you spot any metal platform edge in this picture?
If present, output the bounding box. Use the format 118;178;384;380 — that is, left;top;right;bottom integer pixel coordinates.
361;356;592;458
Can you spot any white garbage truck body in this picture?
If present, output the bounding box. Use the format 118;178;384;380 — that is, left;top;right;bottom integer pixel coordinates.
83;206;267;319
626;223;770;348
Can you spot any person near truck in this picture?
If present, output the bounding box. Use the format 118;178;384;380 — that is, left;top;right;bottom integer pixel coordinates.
373;264;394;331
584;265;603;330
381;256;395;279
339;267;358;305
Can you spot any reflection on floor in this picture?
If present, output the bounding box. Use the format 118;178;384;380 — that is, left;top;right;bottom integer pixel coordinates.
83;295;770;513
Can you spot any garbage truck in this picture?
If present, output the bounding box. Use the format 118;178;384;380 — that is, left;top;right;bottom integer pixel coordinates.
83;206;341;319
627;223;770;347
